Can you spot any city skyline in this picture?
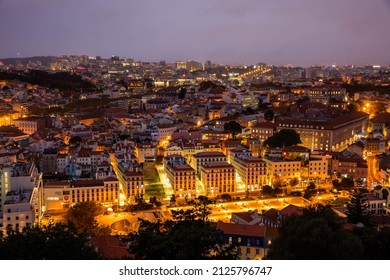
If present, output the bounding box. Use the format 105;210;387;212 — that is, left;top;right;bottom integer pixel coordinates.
1;0;390;66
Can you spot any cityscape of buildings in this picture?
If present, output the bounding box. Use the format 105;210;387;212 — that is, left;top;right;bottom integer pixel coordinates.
1;55;390;259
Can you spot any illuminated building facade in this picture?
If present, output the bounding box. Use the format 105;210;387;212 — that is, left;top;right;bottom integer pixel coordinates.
190;151;227;175
200;161;235;195
275;112;368;151
43;178;119;211
164;155;196;198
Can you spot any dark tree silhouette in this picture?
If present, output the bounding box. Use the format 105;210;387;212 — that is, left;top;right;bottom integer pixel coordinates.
263;129;302;149
0;223;99;260
65;201;110;237
267;204;364;260
303;182;317;199
224;121;242;139
264;109;275;121
127;202;237;260
347;190;369;225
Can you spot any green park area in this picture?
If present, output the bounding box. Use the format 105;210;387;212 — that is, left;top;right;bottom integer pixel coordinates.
142;163;165;199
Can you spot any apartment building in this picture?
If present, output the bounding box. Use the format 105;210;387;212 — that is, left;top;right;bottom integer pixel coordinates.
275;111;368;151
304;87;346;105
135;142;157;163
12;115;52;135
200;161;235;195
263;158;301;185
43;177;119;211
250;121;276;143
0;189;39;232
231;155;267;191
163;155;196;198
190;151;227;175
151;124;177;143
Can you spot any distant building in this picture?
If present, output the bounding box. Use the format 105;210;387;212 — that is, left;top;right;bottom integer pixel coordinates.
135;142;156;164
41;148;58;174
275;111;368;151
250;121;276;143
12;115;52;135
304;87;346;105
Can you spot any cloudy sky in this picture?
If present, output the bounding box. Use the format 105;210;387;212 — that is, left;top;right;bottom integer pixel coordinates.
0;0;389;65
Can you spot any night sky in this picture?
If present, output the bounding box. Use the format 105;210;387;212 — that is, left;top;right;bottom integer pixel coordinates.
1;0;389;65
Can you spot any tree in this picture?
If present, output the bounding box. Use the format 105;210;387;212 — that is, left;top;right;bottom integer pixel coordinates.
264;109;275;121
127;207;238;260
69;135;82;145
199;81;217;91
340;177;355;190
65;202;110;237
130;194;153;211
353;226;390;260
332;179;340;190
149;196;162;207
0;223;99;260
262;185;274;196
267;204;364;260
289;177;299;188
296;96;310;105
347;190;369;225
220;193;232;202
303;182;317;199
262;185;281;197
178;87;186;99
346;103;357;112
224;121;242;139
243;107;255;115
263;129;302;149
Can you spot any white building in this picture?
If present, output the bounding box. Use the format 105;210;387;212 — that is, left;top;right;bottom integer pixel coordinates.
0;188;40;232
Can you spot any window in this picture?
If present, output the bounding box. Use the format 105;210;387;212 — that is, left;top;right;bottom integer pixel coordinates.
246;248;251;254
256;248;260;255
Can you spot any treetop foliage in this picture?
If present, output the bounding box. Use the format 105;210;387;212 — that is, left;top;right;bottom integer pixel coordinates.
127;196;237;260
0;223;99;260
263;129;302;149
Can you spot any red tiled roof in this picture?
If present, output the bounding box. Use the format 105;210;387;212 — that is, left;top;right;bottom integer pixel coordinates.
70;179;104;187
231;212;254;223
91;235;133;260
252;121;277;129
280;204;303;216
283;145;310;153
104;177;118;182
203;161;233;169
193;152;226;158
217;222;267;238
371;112;390;124
262;208;279;222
